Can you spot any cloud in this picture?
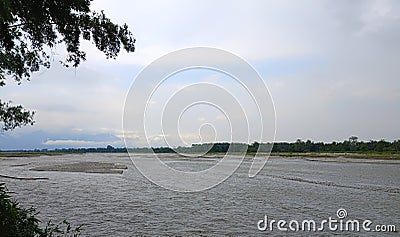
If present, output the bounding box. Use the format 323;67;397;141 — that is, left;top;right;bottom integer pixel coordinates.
2;0;400;149
0;131;122;150
42;139;121;147
87;0;328;66
216;115;227;121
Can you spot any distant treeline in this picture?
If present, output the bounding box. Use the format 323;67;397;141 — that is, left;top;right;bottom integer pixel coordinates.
2;137;399;154
3;136;400;153
156;137;400;153
271;137;400;153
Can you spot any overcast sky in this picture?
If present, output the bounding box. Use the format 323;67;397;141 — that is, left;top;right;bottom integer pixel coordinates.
1;0;399;149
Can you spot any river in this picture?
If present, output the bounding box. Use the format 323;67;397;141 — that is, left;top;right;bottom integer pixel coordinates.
1;153;399;236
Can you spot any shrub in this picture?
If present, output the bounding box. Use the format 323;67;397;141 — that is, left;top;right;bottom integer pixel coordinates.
0;183;83;236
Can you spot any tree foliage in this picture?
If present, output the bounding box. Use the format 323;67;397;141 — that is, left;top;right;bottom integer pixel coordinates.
270;137;400;153
9;138;400;154
0;183;42;236
0;183;83;236
0;0;136;131
0;100;34;131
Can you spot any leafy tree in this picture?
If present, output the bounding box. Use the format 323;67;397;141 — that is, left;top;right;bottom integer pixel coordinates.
349;136;358;143
247;141;259;153
0;100;34;131
0;183;83;236
0;183;41;236
0;0;136;131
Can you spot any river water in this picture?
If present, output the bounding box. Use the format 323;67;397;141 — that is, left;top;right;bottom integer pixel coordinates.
1;153;399;236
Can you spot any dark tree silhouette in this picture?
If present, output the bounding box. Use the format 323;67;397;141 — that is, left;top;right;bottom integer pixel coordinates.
0;100;34;131
0;0;136;131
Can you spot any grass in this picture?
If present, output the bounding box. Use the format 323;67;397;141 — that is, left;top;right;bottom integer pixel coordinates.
1;151;399;160
202;151;400;160
269;152;400;159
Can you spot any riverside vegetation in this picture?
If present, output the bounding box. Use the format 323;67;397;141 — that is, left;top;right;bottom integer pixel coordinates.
2;137;399;159
0;183;83;236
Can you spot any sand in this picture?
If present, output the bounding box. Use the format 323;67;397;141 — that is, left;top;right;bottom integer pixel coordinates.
30;162;128;174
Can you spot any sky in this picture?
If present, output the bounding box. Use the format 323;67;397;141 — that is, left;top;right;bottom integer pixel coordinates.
1;0;400;149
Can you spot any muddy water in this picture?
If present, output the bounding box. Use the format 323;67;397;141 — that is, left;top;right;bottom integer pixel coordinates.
1;153;398;236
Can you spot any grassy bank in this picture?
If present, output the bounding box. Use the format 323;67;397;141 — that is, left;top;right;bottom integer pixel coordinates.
1;151;399;160
178;151;400;160
269;152;400;160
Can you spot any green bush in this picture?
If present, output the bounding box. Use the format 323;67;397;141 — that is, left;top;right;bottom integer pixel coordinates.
0;183;83;237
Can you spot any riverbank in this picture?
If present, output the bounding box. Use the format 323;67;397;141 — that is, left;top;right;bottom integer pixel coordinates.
0;152;71;157
269;152;400;160
1;151;400;160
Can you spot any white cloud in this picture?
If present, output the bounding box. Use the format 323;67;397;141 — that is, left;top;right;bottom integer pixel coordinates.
197;117;206;122
2;0;400;149
216;115;226;121
43;139;122;147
